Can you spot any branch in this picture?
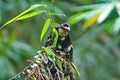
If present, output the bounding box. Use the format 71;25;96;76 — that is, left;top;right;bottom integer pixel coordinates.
9;46;79;80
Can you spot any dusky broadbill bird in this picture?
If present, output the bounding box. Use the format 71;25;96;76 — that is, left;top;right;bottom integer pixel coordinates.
45;23;73;61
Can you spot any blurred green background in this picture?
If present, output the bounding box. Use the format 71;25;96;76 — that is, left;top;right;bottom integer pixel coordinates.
0;0;120;80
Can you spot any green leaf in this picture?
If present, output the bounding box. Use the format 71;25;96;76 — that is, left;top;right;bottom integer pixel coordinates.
72;3;107;11
104;20;115;32
68;12;89;25
45;47;54;56
53;22;60;27
49;23;59;48
83;13;100;27
40;19;51;41
49;12;66;17
115;2;120;16
84;9;102;20
16;10;46;20
111;17;120;34
55;56;63;71
30;4;47;9
44;47;55;62
44;47;62;70
52;27;58;47
97;3;114;23
0;4;47;29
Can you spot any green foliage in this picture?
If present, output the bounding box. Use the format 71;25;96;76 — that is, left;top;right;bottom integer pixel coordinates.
68;1;120;33
16;10;46;20
52;26;59;47
68;12;89;25
0;0;120;80
40;18;51;41
0;4;47;29
1;3;61;45
111;17;120;33
44;47;63;71
0;31;34;80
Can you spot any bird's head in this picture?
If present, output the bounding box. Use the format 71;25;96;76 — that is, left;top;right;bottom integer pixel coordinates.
60;23;71;31
58;23;71;37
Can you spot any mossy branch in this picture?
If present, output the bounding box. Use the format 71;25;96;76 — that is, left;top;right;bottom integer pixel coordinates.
9;46;79;80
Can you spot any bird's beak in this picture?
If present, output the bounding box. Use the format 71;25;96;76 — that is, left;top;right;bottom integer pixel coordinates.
63;26;70;31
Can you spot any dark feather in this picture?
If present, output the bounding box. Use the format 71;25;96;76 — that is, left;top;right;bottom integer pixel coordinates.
45;26;73;61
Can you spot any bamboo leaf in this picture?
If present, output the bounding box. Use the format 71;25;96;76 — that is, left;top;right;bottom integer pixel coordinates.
53;22;60;27
72;3;107;11
44;47;62;70
55;56;63;71
104;20;115;32
45;47;54;56
115;2;120;16
97;3;114;24
68;12;88;25
83;13;100;27
111;17;120;33
70;62;80;77
84;9;103;20
50;24;59;48
40;19;51;41
44;47;55;62
0;4;47;29
52;27;58;47
16;10;46;20
30;4;47;9
49;12;66;17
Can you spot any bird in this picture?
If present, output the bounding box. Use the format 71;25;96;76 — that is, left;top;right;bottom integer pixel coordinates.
45;23;73;61
45;23;75;80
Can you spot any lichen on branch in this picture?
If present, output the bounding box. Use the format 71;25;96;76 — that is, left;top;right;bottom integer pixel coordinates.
9;46;79;80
